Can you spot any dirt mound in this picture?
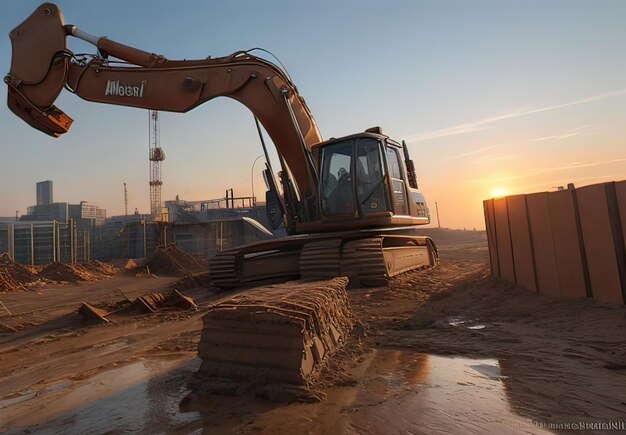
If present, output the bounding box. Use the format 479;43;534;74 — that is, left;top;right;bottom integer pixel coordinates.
0;253;38;283
0;270;27;293
79;260;119;277
0;253;39;292
143;244;208;277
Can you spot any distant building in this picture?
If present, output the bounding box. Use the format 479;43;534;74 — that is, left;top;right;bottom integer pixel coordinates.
36;180;53;206
24;202;69;222
8;181;107;264
23;182;106;229
68;202;107;229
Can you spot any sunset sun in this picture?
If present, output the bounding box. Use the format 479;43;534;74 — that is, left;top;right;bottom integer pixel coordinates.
491;188;508;198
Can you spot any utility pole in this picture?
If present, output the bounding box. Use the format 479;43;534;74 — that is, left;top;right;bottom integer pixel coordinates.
251;155;264;204
435;202;441;229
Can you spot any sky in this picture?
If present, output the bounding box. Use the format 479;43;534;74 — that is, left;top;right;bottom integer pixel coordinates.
1;0;625;230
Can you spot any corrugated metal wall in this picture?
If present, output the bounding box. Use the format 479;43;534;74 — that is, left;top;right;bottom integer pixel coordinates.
484;181;626;305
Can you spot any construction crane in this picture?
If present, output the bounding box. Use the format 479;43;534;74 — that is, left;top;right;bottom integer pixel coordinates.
148;110;165;221
123;182;128;216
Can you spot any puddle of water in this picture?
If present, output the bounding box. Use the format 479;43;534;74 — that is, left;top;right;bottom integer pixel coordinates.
3;357;198;435
1;381;73;408
344;350;552;434
3;350;553;434
437;316;489;331
447;317;466;327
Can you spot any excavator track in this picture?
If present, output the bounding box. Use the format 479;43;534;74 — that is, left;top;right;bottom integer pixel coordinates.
350;238;389;287
208;230;438;289
299;239;342;279
209;252;240;288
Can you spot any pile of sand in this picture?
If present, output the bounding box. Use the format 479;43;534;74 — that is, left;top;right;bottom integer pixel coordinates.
0;253;39;292
143;244;207;277
38;262;116;283
0;270;27;293
80;260;119;277
0;253;38;283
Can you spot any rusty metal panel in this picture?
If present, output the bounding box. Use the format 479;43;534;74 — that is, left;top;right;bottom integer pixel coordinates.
577;184;624;304
547;190;588;299
506;195;537;291
526;192;561;298
615;180;626;305
483;199;500;277
493;197;515;283
616;180;626;267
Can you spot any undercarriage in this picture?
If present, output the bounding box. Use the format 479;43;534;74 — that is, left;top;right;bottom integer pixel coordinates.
209;228;438;289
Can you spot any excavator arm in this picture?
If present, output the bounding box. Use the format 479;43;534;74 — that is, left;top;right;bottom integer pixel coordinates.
6;3;322;226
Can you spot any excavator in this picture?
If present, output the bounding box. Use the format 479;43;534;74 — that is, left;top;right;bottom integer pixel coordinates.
6;3;438;288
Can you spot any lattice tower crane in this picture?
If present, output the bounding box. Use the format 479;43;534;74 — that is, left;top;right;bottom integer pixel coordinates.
148;110;165;221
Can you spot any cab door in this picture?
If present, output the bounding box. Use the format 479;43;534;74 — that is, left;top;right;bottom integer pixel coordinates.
384;146;409;215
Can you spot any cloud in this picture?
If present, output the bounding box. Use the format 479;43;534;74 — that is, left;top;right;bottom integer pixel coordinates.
442;144;503;161
406;88;626;144
470;154;518;165
467;157;626;185
532;124;594;142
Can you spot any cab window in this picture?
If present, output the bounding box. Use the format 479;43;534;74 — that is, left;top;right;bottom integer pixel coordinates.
321;141;355;216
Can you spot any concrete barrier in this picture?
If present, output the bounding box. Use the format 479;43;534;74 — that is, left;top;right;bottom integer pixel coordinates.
484;180;626;305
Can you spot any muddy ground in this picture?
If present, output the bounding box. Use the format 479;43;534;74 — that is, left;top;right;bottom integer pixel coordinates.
0;229;624;434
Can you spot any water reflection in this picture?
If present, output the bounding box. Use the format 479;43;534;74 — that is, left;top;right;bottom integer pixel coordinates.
4;351;559;434
345;350;553;435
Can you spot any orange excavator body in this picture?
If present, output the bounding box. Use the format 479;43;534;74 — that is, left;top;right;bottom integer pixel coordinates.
6;3;438;287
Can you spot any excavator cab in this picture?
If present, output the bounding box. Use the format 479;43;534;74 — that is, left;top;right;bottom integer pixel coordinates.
316;128;430;229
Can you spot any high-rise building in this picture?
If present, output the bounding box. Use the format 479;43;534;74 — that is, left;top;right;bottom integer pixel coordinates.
36;180;53;206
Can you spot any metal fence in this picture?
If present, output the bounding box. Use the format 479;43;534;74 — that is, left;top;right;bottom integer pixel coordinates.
0;220;90;265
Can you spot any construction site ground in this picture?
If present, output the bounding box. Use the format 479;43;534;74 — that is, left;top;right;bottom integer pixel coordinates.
1;229;624;434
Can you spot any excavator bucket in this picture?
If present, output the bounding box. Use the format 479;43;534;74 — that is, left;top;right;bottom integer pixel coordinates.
198;277;354;387
5;3;73;137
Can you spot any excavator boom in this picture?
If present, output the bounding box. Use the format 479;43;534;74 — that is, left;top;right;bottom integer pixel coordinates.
6;3;321;225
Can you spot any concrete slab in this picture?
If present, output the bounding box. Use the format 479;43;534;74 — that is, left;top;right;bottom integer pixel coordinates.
493;197;515;284
506;195;537;291
547;190;588;299
577;183;624;304
526;192;561;298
